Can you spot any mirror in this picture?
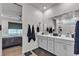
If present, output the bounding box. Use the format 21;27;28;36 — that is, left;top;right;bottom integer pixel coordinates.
50;10;79;35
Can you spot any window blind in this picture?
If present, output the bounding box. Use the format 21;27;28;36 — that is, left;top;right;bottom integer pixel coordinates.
8;22;22;29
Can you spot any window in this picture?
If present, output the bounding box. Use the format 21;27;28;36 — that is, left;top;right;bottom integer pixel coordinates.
8;29;22;35
8;22;22;35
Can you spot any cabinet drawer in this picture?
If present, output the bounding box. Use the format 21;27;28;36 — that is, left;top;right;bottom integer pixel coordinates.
66;45;74;56
54;42;66;56
42;38;48;50
47;38;55;53
38;36;48;50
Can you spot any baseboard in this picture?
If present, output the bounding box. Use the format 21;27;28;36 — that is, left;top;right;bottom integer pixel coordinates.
2;44;21;49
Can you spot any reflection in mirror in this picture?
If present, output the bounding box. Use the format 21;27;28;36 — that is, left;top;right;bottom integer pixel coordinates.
50;10;79;37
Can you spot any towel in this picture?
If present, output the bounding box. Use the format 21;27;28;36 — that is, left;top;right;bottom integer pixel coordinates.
27;24;32;42
37;26;40;32
31;25;36;41
74;21;79;54
49;27;53;33
46;27;49;32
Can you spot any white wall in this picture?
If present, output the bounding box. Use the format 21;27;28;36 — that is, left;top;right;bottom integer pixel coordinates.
1;18;22;36
0;4;2;37
45;3;79;18
2;3;22;20
44;3;79;24
1;3;22;36
0;4;2;56
22;4;43;53
0;3;22;56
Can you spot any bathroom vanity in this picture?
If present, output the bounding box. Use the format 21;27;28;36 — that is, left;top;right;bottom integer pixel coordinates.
37;33;75;56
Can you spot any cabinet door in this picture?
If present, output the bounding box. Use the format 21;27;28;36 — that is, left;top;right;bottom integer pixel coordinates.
42;37;48;50
48;38;53;53
38;36;42;47
55;42;66;56
66;45;74;56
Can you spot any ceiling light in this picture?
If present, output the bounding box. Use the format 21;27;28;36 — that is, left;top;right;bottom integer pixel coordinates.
43;6;47;10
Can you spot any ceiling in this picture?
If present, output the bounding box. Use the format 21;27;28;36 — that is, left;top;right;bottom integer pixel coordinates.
28;3;59;11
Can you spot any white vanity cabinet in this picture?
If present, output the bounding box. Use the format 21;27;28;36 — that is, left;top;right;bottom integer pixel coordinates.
54;40;67;56
41;36;48;50
47;37;54;54
37;34;74;56
38;36;43;48
65;40;74;56
38;35;48;50
66;44;74;56
54;39;74;56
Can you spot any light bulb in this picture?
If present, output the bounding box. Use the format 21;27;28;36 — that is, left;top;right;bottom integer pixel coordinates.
43;6;47;10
